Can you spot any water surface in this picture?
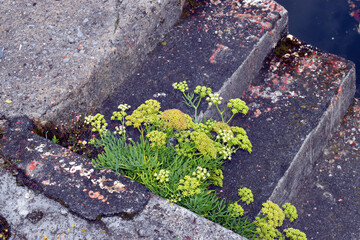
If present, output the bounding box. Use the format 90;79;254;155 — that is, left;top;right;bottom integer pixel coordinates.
275;0;360;96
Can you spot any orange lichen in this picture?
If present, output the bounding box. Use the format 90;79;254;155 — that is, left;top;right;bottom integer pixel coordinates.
88;191;100;198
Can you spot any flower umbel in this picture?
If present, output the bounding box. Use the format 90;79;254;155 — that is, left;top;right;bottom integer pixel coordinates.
206;93;223;106
228;202;244;217
177;175;201;197
154;169;170;183
194;85;212;98
284;228;307;240
173;81;189;93
147;130;167;149
282;203;298;222
84;113;108;136
238;187;254;205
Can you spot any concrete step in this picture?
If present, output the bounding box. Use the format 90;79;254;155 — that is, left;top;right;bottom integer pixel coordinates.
0;0;187;123
100;0;287;120
215;35;356;218
0;0;288;239
1;34;355;239
0;0;357;239
282;98;360;240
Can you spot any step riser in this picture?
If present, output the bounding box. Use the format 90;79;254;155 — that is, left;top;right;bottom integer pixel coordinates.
269;66;356;205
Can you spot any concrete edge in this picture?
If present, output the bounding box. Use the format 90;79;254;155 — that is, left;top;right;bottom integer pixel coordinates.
132;194;249;240
268;63;357;205
203;7;288;120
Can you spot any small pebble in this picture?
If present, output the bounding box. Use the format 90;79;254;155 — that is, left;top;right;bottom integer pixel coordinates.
67;36;75;44
77;27;83;37
60;209;68;215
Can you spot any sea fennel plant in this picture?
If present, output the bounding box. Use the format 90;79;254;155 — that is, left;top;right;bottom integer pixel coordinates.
84;82;306;239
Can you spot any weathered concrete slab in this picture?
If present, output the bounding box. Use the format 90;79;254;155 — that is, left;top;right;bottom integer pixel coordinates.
216;35;356;218
99;0;288;120
0;168;247;239
1;116;150;220
0;0;186;123
282;98;360;239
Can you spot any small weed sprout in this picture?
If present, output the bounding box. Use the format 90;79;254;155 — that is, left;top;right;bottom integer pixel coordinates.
51;135;59;144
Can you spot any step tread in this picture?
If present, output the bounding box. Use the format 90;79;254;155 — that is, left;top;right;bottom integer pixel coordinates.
216;36;355;219
100;0;287;118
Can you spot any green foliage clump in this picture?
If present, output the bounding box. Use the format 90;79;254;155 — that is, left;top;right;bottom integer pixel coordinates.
83;82;305;239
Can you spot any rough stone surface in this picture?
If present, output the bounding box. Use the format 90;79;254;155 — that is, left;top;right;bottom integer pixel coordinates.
1;116;150;221
0;168;246;239
283;98;360;239
99;0;288;122
0;0;186;123
0;0;358;239
215;35;356;218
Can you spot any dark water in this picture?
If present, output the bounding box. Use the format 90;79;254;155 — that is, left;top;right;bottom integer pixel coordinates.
275;0;360;97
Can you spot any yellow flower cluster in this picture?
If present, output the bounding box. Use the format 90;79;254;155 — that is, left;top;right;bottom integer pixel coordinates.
216;129;234;143
230;126;253;153
111;104;131;122
284;228;307;240
161;109;189;131
228;202;244;217
154;169;170;183
206;93;223;106
84;113;108;136
191;131;217;159
211;121;232;133
126;100;161;128
227;98;249;115
192;166;210;180
261;200;285;227
238;187;254;205
170;193;182;203
177;175;201;197
254;201;306;240
147;130;167;148
194;85;212;98
114;125;126;136
218;146;235;160
173;81;189;93
282;203;298;222
254;217;284;240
